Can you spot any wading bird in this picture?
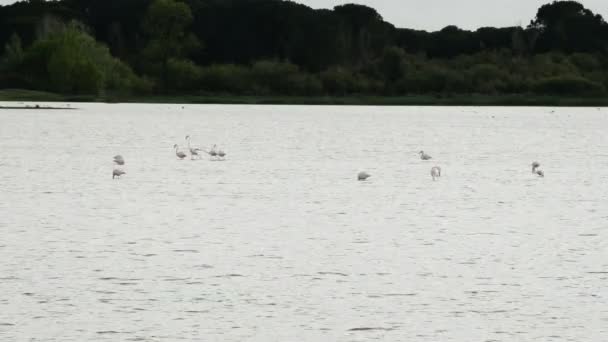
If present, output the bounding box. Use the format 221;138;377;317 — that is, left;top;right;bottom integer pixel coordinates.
207;144;218;160
419;151;432;160
430;166;441;181
174;144;187;160
113;155;125;165
217;147;226;160
185;135;202;160
532;161;544;177
113;168;126;179
358;171;371;181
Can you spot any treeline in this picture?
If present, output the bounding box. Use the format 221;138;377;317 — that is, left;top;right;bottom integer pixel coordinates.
1;0;608;97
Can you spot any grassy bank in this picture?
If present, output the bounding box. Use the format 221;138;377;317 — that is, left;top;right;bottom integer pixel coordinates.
1;89;607;106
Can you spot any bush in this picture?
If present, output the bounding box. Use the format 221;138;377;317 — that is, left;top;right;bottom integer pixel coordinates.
533;76;605;95
167;58;202;91
19;21;139;94
199;64;253;94
250;60;318;95
569;53;600;72
320;67;363;95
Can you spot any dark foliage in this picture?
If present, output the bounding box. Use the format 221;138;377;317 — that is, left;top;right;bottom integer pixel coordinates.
1;0;607;96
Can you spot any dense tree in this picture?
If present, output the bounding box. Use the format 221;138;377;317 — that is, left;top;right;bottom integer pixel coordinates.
1;33;24;69
530;1;608;52
7;21;142;94
0;0;607;97
142;0;200;91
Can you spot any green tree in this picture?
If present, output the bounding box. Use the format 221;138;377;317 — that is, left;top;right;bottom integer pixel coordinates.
142;0;200;92
377;46;407;86
167;58;202;91
529;1;608;52
1;33;24;70
533;75;605;95
21;21;140;94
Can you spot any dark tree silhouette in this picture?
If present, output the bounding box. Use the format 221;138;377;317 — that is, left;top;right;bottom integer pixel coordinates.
1;0;607;96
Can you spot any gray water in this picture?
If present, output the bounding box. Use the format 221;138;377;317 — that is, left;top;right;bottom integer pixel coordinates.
1;103;607;341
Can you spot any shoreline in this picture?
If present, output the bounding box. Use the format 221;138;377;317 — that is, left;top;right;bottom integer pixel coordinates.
0;105;76;110
1;89;607;107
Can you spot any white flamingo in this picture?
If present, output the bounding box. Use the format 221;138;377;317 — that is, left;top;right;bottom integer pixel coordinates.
207;144;218;160
419;150;432;160
174;144;187;160
217;147;226;160
113;155;125;165
185;135;202;160
430;166;441;181
358;171;371;181
532;161;544;177
113;168;126;179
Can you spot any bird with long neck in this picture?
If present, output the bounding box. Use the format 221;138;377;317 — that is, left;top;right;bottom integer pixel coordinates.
174;144;187;160
113;168;126;179
217;146;226;160
113;155;125;165
532;162;544;177
185;135;201;160
207;144;218;160
430;166;441;181
419;151;432;160
358;171;371;181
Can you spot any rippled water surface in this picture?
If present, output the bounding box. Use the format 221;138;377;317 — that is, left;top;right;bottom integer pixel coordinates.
1;103;607;341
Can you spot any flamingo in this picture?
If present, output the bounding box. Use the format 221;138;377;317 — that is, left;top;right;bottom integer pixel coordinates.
113;155;125;165
532;162;544;177
430;166;441;181
113;168;126;179
419;151;432;160
174;144;187;160
185;135;202;160
217;147;226;160
207;144;218;160
358;171;371;181
531;161;540;172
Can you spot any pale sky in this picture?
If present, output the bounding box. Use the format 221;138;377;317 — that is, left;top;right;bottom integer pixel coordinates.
296;0;608;30
1;0;607;31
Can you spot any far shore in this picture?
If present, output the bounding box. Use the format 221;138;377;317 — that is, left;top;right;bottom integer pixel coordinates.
1;89;607;107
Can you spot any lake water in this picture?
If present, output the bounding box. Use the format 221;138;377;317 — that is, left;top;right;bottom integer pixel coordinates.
1;103;607;341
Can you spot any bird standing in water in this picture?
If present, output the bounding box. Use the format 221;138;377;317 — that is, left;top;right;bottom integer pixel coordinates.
532;161;544;177
174;144;187;160
217;147;226;160
430;166;441;181
419;151;432;160
358;171;371;181
113;168;126;179
207;144;218;160
185;135;202;160
113;155;125;165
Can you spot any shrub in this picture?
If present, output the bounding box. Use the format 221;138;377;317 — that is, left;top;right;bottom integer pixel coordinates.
199;64;252;94
167;58;202;91
533;76;605;95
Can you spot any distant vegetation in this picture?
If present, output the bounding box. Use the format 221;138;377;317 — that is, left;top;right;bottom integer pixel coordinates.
1;0;608;100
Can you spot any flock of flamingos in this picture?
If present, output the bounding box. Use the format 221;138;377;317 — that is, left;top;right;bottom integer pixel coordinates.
111;135;227;179
111;137;545;181
357;150;544;182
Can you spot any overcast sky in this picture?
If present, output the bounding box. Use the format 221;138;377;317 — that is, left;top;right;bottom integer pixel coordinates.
1;0;607;31
297;0;608;30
